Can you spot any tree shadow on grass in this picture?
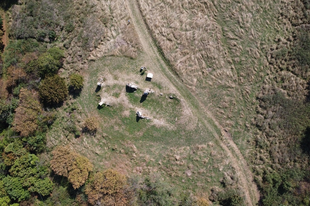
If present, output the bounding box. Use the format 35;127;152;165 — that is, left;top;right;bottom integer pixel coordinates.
301;127;310;157
0;0;18;10
126;86;136;93
95;86;101;93
140;95;147;103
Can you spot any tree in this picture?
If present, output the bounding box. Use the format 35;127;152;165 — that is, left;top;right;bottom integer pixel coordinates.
6;66;27;89
85;169;128;206
69;73;84;91
50;146;93;189
0;180;11;206
39;75;68;105
2;140;27;166
36;53;60;77
2;176;29;202
9;153;54;197
13;88;41;137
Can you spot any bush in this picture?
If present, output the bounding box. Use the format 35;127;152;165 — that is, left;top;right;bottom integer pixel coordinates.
83;117;99;133
69;73;84;91
39;75;68;105
65;23;75;33
36;53;60;78
136;176;177;206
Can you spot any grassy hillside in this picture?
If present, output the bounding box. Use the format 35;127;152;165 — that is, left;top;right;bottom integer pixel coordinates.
138;0;310;204
1;0;310;205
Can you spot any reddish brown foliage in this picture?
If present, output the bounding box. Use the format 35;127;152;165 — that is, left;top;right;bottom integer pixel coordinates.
85;169;129;206
13;88;41;137
6;66;26;88
50;146;93;189
0;79;8;99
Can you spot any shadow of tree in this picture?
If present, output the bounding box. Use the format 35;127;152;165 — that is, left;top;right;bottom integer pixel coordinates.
301;127;310;156
140;94;147;103
0;0;18;10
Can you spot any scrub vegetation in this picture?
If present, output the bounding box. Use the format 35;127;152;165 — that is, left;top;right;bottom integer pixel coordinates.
0;0;310;205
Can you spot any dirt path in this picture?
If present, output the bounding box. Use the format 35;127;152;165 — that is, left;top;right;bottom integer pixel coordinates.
124;0;260;205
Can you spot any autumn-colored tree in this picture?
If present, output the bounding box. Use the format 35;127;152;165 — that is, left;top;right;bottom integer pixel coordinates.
195;197;210;206
85;169;128;206
39;75;68;105
0;79;8;99
13;88;41;137
6;66;27;89
50;146;93;189
83;117;99;133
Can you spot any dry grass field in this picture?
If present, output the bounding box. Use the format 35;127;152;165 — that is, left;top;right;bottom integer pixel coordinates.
37;0;310;204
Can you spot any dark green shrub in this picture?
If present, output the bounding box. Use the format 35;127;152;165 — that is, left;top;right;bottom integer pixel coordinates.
48;47;64;60
39;75;68;105
36;53;60;78
22;135;46;153
65;23;75;33
137;176;177;206
69;73;84;91
48;31;56;42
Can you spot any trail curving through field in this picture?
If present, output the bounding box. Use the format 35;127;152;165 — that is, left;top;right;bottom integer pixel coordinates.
124;0;260;205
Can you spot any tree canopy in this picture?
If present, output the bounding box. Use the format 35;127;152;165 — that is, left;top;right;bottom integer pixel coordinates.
13;88;41;137
50;146;93;189
69;73;84;91
85;169;128;205
9;153;54;197
39;75;68;105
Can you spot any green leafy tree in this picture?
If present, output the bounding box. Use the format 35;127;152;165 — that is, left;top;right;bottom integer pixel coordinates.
2;176;29;202
0;196;11;206
2;141;27;166
22;135;46;153
36;53;60;77
9;153;54;197
69;73;84;91
0;181;11;206
39;75;68;105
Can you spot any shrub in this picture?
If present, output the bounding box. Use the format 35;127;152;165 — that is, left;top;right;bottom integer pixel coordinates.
83;117;99;133
136;176;177;206
47;47;64;61
39;75;68;105
65;23;75;33
36;53;60;77
69;73;84;91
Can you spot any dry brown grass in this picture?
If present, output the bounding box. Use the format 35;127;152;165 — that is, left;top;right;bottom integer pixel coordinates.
137;0;310;201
